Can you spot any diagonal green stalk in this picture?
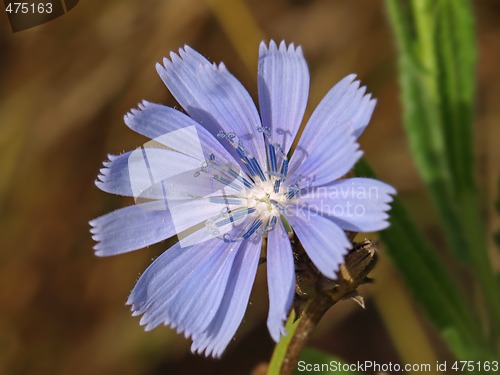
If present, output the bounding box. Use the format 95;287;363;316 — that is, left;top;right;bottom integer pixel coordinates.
385;0;469;262
354;159;491;359
385;0;500;343
267;310;299;375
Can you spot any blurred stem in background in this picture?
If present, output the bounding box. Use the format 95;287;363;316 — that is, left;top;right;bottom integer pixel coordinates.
208;0;263;73
208;0;499;371
385;0;500;356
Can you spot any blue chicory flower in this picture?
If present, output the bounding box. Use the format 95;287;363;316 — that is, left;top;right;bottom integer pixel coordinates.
90;40;396;357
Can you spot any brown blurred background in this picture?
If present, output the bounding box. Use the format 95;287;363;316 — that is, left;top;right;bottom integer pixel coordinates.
1;1;499;374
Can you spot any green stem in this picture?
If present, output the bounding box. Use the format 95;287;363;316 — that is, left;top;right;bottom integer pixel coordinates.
279;298;336;375
461;191;500;340
267;240;379;374
387;0;500;349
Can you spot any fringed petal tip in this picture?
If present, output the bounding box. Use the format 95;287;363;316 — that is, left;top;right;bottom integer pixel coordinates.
383;182;397;198
93;152;132;196
95;154;118;178
89;204;176;257
191;342;223;359
323;243;351;280
338;74;377;138
329;74;377;129
268;313;289;343
89;218;103;255
155;44;206;75
88;221;105;256
124;238;261;359
259;39;304;57
123;100;153;124
157;49;223;83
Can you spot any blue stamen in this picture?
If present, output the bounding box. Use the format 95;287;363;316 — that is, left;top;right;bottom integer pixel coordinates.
250;157;266;181
208;197;243;205
266;216;277;231
236;146;257;177
212;175;242;192
274;155;289;193
226;167;253;189
270;200;285;212
243;219;263;239
274;180;281;194
280;158;289;177
268;144;277;173
216;207;256;227
286;184;299;199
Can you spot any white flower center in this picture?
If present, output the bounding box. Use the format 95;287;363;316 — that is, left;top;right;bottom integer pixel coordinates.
203;128;303;242
247;180;286;218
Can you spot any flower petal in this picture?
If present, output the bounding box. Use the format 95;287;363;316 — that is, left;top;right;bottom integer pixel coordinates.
95;151;135;197
127;238;221;314
288;120;362;188
124;101;236;165
96;144;246;207
170;203;257;248
286;208;351;279
156;46;266;168
127;238;239;337
96;147;257;249
191;236;262;357
96;148;205;198
287;74;376;187
297;178;396;232
306;74;376;140
258;40;309;154
266;219;295;342
89;201;175;256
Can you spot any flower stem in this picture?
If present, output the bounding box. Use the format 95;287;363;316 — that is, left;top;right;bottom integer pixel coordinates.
270;238;378;375
279;297;336;375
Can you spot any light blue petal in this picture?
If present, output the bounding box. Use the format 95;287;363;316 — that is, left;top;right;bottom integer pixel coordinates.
287;74;376;187
89;201;175;256
288;120;363;187
191;236;262;357
258;40;309;154
352;94;377;139
297;178;396;232
100;102;245;198
127;240;221;315
167;243;237;337
95;148;200;198
306;74;376;140
96;147;256;249
96;146;244;205
286;209;351;279
156;46;266;168
266;219;295;342
171;205;257;248
95;151;134;196
129;238;240;337
124;101;237;165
